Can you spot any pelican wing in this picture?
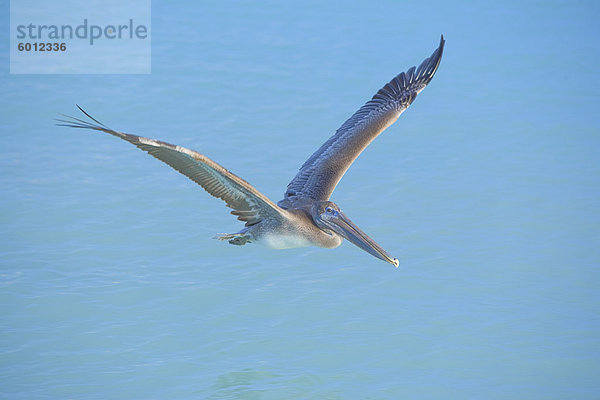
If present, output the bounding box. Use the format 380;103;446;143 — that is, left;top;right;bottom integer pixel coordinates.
57;107;285;226
281;36;445;205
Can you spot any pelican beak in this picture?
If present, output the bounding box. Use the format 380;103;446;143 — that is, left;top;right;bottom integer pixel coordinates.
328;211;399;267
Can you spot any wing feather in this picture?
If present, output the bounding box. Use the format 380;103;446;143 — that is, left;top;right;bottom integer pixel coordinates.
280;36;445;205
57;107;284;226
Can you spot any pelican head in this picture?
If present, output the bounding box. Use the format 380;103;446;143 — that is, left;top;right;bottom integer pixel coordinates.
311;201;399;267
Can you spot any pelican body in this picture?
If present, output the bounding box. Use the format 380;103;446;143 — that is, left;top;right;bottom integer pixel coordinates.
58;36;445;267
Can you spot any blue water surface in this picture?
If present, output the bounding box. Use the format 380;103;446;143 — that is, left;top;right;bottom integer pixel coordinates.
1;1;599;398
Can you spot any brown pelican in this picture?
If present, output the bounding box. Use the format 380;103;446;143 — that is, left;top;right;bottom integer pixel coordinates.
58;36;444;267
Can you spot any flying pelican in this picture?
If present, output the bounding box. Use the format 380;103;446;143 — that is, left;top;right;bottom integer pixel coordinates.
58;36;444;267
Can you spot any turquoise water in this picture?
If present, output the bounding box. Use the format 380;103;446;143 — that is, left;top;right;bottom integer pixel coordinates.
2;1;600;398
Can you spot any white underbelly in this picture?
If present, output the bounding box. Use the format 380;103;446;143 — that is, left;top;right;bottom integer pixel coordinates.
259;233;314;249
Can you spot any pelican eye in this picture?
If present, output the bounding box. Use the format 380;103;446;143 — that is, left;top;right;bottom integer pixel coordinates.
325;207;333;214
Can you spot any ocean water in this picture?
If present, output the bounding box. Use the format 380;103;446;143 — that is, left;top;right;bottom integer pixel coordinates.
2;0;600;398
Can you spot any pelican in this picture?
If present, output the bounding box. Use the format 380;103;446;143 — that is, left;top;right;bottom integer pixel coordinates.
58;36;444;267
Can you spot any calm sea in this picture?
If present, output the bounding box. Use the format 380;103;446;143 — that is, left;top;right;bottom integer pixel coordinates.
1;1;599;398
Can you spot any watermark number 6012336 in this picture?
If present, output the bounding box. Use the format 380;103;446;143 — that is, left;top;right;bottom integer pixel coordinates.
17;42;67;52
